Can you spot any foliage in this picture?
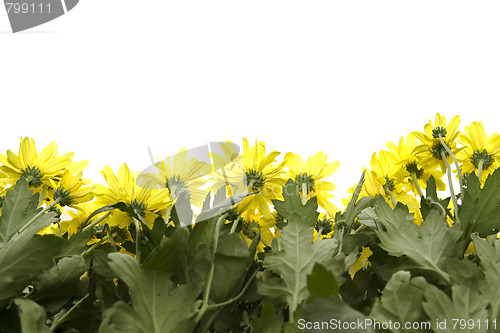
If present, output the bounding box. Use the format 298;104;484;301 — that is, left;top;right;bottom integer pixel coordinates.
1;116;500;332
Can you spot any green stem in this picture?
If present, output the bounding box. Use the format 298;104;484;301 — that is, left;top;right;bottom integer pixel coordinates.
18;197;61;234
439;134;464;191
385;186;398;207
441;150;460;225
316;227;324;242
133;217;141;263
82;234;114;257
230;216;241;234
410;172;425;199
195;214;227;323
206;269;259;311
50;294;89;332
82;211;112;232
352;224;365;235
477;159;484;184
301;182;308;205
107;227;117;252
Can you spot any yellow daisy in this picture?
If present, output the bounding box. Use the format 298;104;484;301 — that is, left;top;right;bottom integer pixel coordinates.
287;152;340;217
0;137;77;189
49;170;94;207
457;121;500;184
412;113;462;173
94;164;172;228
211;138;289;220
386;135;446;196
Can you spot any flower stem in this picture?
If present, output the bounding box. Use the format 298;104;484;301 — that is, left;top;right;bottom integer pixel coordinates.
50;294;89;332
230;216;241;234
316;227;324;242
18;197;61;234
384;186;398;207
82;211;111;232
301;182;308;205
441;150;460;225
477;159;484;184
133;217;141;263
206;269;259;310
195;214;227;323
439;134;464;190
410;172;425;199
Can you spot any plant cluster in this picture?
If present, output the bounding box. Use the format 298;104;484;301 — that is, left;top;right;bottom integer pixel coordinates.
0;114;499;332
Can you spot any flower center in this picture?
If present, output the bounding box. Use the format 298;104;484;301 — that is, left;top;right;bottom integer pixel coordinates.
406;161;424;179
295;173;315;193
21;166;44;187
471;149;494;170
432;126;448;139
245;169;265;191
242;220;260;239
430;142;450;160
166;175;187;197
54;188;72;206
129;199;147;217
384;176;396;192
315;218;333;235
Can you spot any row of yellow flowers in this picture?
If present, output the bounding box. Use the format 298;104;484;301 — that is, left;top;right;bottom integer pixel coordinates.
0;113;497;255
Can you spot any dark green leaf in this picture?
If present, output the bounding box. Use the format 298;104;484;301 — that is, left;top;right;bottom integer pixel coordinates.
14;298;50;333
250;302;284;333
307;263;339;302
102;253;200;333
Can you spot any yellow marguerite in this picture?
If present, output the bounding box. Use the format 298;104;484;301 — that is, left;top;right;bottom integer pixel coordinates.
352;152;419;211
412;113;462;173
386;135;446;196
313;213;335;241
349;246;372;278
50;170;94;207
212;138;289;220
457;121;500;184
288;152;340;217
94;164;171;228
0;137;78;189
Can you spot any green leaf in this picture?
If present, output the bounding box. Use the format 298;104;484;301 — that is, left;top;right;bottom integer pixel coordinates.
211;233;250;303
250;301;284;333
0;234;63;309
101;253;200;333
460;169;500;238
472;234;500;322
303;297;373;333
423;282;489;333
58;229;92;257
370;271;427;333
374;196;460;284
142;226;189;274
307;263;339;302
257;212;338;319
32;255;87;312
0;178;39;243
14;298;50;333
271;179;319;221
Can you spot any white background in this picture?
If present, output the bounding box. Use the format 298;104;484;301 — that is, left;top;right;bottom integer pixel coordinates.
1;1;499;208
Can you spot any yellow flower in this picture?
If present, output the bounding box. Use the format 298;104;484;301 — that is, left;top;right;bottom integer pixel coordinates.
349;246;372;278
386;135;446;196
211;138;289;220
0;137;79;189
312;213;335;241
288;152;340;217
350;152;419;212
60;201;108;237
239;211;274;253
94;164;171;228
49;170;94;207
457;121;500;184
412;113;462;173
